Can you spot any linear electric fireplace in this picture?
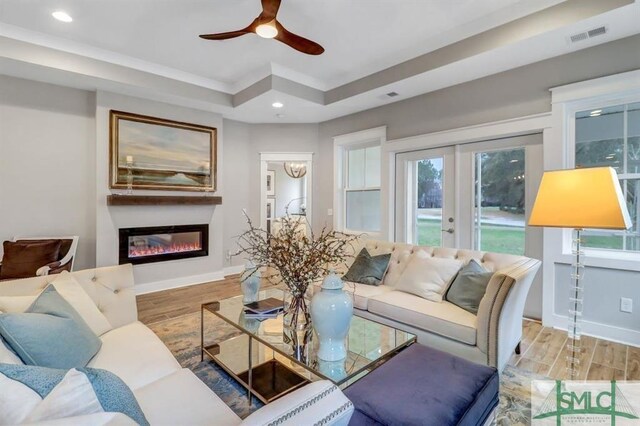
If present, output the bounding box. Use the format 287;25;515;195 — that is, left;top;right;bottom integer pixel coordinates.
119;224;209;265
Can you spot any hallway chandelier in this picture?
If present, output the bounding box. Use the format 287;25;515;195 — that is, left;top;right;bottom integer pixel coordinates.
284;162;307;179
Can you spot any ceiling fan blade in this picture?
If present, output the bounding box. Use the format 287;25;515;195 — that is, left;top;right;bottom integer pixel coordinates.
274;21;324;55
199;29;252;40
261;0;282;20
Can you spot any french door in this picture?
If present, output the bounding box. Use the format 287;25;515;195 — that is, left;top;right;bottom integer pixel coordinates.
394;134;543;318
395;134;542;253
395;147;456;247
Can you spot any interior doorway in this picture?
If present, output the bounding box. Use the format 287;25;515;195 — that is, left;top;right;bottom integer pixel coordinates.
259;153;313;233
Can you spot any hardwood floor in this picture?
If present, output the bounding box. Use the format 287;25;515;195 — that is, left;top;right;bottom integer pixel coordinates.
137;276;640;381
507;317;640;381
137;274;277;325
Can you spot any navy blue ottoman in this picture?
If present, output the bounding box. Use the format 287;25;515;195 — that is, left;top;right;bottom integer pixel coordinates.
344;344;498;426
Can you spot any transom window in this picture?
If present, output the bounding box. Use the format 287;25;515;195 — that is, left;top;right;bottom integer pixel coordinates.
575;101;640;251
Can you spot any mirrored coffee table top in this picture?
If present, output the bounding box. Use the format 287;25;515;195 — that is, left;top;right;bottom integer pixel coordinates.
203;288;416;386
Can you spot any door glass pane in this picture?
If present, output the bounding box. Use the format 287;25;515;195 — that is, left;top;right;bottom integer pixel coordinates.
415;158;443;246
347;148;365;188
346;190;380;232
474;149;525;255
575;105;624;173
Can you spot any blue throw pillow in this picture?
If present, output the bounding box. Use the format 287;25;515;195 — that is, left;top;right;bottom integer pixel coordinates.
0;286;102;369
0;363;149;426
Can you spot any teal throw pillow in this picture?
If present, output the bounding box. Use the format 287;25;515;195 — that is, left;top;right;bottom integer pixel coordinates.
0;285;102;369
445;259;493;315
0;363;149;426
343;248;391;286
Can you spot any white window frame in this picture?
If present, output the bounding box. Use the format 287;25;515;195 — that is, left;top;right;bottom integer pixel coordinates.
551;70;640;263
333;127;386;237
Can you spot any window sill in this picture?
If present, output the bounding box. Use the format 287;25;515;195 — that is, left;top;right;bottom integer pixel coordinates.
557;249;640;272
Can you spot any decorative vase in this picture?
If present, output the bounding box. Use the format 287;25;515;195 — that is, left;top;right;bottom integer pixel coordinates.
240;261;260;304
317;359;347;382
310;271;353;361
283;290;311;332
238;310;261;334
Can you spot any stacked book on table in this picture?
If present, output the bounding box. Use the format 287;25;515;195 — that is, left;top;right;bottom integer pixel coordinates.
243;297;284;320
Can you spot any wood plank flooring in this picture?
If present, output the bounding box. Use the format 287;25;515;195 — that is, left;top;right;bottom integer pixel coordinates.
137;274;277;325
137;276;640;381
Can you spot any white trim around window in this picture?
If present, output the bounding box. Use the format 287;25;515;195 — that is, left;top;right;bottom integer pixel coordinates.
333;127;386;238
550;69;640;266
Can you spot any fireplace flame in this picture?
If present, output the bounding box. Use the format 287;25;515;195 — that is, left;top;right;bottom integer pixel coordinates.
129;243;201;258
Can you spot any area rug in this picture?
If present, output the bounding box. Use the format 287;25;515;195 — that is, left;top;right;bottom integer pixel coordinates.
149;312;544;424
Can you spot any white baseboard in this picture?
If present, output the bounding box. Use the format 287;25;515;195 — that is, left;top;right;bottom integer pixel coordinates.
134;265;247;295
224;264;245;276
134;271;222;295
550;313;640;348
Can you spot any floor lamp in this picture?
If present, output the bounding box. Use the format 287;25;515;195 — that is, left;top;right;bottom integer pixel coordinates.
529;167;631;380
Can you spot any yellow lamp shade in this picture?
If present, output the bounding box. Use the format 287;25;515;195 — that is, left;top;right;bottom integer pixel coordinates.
529;167;631;229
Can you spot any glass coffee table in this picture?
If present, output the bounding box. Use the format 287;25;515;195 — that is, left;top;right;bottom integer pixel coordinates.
201;288;416;404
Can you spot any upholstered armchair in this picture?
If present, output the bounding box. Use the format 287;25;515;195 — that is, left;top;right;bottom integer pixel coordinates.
0;236;79;280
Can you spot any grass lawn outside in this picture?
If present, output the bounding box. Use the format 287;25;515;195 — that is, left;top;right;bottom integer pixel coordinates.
417;219;634;255
417;218;525;255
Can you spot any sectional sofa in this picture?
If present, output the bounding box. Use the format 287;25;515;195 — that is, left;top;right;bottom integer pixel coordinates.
0;264;353;425
322;238;541;371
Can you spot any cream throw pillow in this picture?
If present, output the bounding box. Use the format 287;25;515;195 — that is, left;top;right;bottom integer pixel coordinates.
50;272;113;336
395;252;462;302
0;369;103;425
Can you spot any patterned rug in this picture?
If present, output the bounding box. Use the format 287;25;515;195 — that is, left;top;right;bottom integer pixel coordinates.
149;312;544;424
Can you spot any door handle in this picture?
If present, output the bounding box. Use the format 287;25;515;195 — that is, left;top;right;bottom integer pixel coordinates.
441;228;454;234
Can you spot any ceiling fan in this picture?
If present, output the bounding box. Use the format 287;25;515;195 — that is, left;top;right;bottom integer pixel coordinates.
199;0;324;55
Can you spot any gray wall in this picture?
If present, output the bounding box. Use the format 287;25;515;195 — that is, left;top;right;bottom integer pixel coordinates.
221;120;320;266
222;119;252;267
0;76;96;270
555;264;640;332
317;34;640;231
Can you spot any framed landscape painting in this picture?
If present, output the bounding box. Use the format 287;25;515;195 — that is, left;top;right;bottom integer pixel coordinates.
110;110;217;192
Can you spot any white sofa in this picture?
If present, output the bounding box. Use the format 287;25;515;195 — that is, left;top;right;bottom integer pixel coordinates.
322;238;541;371
0;264;353;426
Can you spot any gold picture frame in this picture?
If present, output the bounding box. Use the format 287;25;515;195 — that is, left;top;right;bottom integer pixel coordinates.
109;110;217;192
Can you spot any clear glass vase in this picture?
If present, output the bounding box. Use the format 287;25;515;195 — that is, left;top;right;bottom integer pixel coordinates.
283;292;312;362
283;291;311;332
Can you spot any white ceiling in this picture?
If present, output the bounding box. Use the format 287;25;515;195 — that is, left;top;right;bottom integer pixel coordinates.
0;0;638;123
0;0;564;91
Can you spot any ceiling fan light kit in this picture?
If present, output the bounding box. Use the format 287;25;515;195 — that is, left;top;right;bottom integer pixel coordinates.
199;0;324;55
256;19;278;39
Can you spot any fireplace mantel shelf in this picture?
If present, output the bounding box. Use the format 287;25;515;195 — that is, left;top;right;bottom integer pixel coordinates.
107;194;222;206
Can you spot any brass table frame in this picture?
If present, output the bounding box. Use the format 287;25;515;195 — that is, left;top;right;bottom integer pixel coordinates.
200;299;416;405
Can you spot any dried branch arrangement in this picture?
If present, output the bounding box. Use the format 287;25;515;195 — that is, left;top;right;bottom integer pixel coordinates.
236;211;358;297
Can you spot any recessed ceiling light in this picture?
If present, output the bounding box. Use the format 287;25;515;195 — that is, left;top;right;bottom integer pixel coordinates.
52;11;73;22
590;109;602;116
272;102;284;108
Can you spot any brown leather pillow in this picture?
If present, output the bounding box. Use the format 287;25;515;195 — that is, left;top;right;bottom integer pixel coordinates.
0;240;62;279
15;239;71;260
